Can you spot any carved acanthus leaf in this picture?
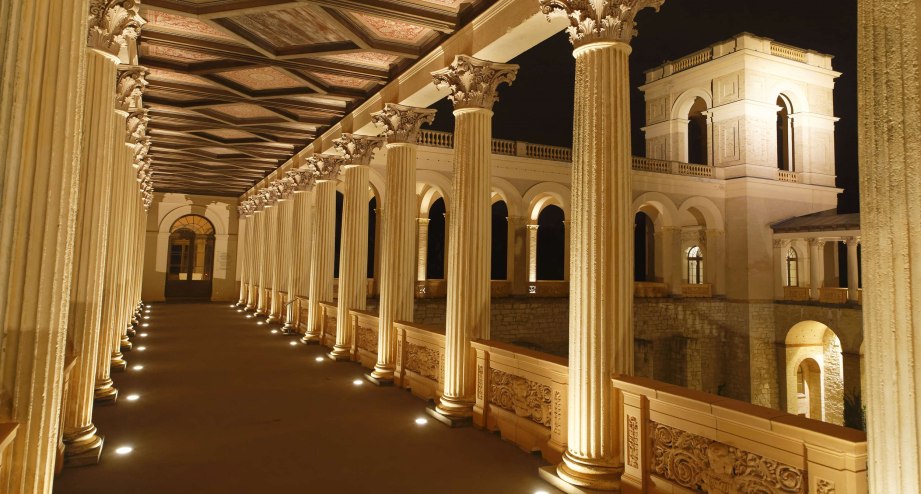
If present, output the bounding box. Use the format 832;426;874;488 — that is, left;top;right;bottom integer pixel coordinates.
306;154;346;182
539;0;664;46
115;66;148;112
489;369;552;427
88;0;146;55
431;55;519;111
370;103;437;144
287;169;317;192
126;109;149;145
333;133;384;167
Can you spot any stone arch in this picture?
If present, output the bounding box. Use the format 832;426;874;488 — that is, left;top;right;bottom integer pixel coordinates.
490;176;524;218
418;186;446;218
368;168;386;207
670;87;713;120
416;170;452;213
769;82;810;114
633;192;679;228
523;182;571;222
676;196;724;230
784;320;844;425
158;202;228;236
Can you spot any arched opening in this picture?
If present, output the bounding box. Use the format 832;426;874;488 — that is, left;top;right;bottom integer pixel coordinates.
786;247;800;286
165;214;215;300
536;205;565;280
333;191;344;278
426;198;447;280
785;321;845;425
634;212;655;281
367;196;377;279
687;246;703;284
687;97;708;164
796;358;822;419
776;95;794;171
491;201;508;280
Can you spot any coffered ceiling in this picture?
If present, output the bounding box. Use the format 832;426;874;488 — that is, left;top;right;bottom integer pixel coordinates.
140;0;490;196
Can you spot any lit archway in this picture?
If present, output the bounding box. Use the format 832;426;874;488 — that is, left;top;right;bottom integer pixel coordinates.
536;205;565;281
165;214;215;300
777;94;795;171
785;321;844;425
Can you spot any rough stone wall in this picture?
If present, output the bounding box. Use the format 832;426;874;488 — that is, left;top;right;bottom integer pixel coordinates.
822;328;845;425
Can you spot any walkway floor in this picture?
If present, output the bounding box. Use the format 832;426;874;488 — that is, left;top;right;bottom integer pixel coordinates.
53;302;561;494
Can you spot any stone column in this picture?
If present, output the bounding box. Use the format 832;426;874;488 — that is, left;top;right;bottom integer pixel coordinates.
60;46;121;466
846;237;860;302
241;206;256;308
539;2;663;490
858;2;921;489
527;223;540;283
267;194;284;323
283;170;315;333
773;239;787;300
236;213;249;306
303;155;342;343
256;189;277;316
416;218;431;282
252;202;267;313
431;55;518;421
0;0;92;489
369;104;436;383
562;220;570;281
809;238;825;300
330;135;384;360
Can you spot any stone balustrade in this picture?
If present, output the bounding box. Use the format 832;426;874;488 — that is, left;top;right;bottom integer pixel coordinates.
616;375;866;494
681;283;713;298
784;286;811;302
635;281;670;298
351;310;379;369
471;339;568;463
778;170;801;183
295;295;309;333
318;302;338;347
819;287;849;305
395;321;446;402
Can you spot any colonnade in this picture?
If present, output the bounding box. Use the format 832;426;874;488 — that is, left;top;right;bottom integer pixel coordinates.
0;0;151;492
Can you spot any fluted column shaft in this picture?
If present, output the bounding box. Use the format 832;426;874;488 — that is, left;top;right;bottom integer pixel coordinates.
237;215;249;306
279;197;297;331
438;107;494;416
809;239;825;299
255;210;269;315
244;215;256;307
846;237;859;302
0;0;89;489
248;211;263;310
373;143;418;380
267;205;282;322
417;218;430;281
61;48;120;464
527;223;539;283
304;181;336;342
330;166;371;359
115;131;134;353
289;189;315;333
858;1;921;490
559;41;634;490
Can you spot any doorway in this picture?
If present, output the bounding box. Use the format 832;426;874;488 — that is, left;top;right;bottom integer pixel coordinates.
165;214;215;300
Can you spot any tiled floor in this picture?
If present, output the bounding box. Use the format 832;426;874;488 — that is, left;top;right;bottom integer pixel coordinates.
53;302;560;494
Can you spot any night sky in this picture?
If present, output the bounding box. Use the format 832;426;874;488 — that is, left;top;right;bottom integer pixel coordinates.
427;0;860;213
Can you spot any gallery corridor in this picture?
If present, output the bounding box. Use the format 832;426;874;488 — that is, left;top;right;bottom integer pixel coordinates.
52;303;559;494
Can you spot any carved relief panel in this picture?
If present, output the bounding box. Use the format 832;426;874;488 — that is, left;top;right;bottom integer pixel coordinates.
714;71;743;106
646;96;669;125
715;120;741;164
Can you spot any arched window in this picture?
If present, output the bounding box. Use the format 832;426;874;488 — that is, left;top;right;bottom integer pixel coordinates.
687;246;703;284
166;214;215;299
491;201;508;280
687;97;709;165
634;212;655;281
426;198;446;280
536;205;565;281
776;95;795;171
786;248;800;286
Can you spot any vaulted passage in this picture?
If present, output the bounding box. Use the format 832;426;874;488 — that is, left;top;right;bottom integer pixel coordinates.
53;303;557;494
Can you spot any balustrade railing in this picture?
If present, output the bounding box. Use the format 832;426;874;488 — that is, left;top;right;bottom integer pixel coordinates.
667;47;714;74
784;286;811;302
819;287;849;304
778;170;800;183
395;321;446;401
525;142;571;162
351;310;379;369
417;129;454;149
771;42;808;63
492;138;516;156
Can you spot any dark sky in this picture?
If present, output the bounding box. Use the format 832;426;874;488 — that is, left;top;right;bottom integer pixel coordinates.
428;0;859;213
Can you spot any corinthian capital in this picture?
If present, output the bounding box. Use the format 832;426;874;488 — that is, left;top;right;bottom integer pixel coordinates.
431;55;519;111
306;154;346;182
370;103;437;144
333;133;384;166
126;108;148;144
539;0;664;46
116;66;148;112
287;169;317;192
88;0;146;55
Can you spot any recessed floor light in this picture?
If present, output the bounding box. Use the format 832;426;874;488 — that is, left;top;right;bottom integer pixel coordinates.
246;315;252;319
415;418;428;425
352;379;363;386
141;323;149;327
257;322;264;326
145;305;151;308
289;341;298;346
236;309;243;313
125;394;140;401
144;310;150;313
115;446;133;455
229;304;235;308
132;365;143;371
137;346;147;351
315;357;324;362
143;316;150;320
270;329;278;334
140;333;148;337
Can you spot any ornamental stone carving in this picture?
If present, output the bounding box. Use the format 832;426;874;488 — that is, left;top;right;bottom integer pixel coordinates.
286;169;317;192
306;154;346;181
370;103;437;144
356;326;378;353
88;0;145;55
539;0;665;47
405;343;439;381
651;422;805;493
126;109;149;145
116;66;148;112
627;415;640;468
816;479;836;494
332;133;384;167
431;55;519;111
488;369;552;428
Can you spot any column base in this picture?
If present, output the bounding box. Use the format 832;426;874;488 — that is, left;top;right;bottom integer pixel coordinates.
111;354;127;372
120;336;132;352
236;301;246;307
327;346;352;361
300;334;320;345
255;309;267;316
364;373;394;386
245;304;255;311
94;383;118;404
426;404;472;428
538;466;618;494
281;322;297;334
266;316;279;323
549;451;622;493
63;428;104;467
126;327;136;338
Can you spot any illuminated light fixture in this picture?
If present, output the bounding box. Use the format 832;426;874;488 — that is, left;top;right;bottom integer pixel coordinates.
257;322;264;326
115;446;133;455
229;304;235;308
315;357;324;362
270;329;278;334
236;309;243;313
132;365;143;371
246;315;252;319
289;341;298;346
141;323;149;327
145;305;151;308
137;346;147;351
140;333;148;337
352;379;363;386
125;394;140;401
143;316;150;320
415;418;428;425
144;310;150;313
